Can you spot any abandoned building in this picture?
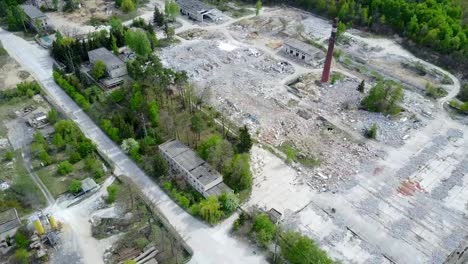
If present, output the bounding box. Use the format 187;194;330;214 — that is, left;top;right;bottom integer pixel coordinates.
20;5;51;32
159;140;232;197
176;0;215;22
87;47;128;88
282;38;324;66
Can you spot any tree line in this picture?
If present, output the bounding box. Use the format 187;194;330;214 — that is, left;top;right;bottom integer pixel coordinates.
235;0;468;65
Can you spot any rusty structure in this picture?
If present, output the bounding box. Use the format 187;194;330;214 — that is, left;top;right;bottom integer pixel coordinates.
321;18;338;83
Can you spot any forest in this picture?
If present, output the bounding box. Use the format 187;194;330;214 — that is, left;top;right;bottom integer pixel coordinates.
236;0;468;73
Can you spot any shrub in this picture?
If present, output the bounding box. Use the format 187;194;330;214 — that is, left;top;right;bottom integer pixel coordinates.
106;185;118;204
57;161;73;175
223;154;252;193
219;192;239;213
361;80;404;115
366;124;378;139
425;83;447;99
15;249;30;264
280;231;333;264
253;213;276;247
68;179;82;194
457;83;468;102
53;71;90;111
190;203;200;216
199;196;223;224
92;60;106;79
4;151;14;161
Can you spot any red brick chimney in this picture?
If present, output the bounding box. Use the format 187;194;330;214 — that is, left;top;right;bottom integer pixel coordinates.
321;18;338;83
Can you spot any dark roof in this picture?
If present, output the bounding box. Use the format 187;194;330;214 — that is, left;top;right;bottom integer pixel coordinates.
20;5;46;19
176;0;212;12
88;48;125;68
0;209;21;234
284;38;322;56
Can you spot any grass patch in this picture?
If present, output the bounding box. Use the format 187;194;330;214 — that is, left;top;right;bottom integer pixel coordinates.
425;83;448;99
278;141;320;168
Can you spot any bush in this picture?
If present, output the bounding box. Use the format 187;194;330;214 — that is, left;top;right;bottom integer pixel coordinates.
3;151;14;161
223;154;253;193
15;231;29;249
189;203;200;216
53;71;90;111
47;109;59;124
15;249;30;264
57;161;73;175
425;83;447;99
253;213;276;247
361;80;404;115
366;124;378;139
68;179;82;194
280;231;333;264
106;185;118;204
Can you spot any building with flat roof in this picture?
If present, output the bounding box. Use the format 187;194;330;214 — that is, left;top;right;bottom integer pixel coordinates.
20;4;50;32
282;38;324;66
159;140;232;197
177;0;215;22
88;47;128;87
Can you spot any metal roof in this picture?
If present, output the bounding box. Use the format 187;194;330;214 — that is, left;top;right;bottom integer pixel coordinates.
0;208;21;234
88;48;125;68
176;0;212;12
20;5;46;19
81;178;98;193
159;140;223;187
206;182;233;197
283;38;322;56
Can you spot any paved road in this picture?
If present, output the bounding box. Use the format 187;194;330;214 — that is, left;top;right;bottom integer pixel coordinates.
0;29;266;264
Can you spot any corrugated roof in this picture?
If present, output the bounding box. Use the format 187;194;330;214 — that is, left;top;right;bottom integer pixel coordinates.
284;38;322;56
20;5;46;19
159;140;223;187
206;182;233;197
176;0;212;12
88;48;125;68
81;178;98;192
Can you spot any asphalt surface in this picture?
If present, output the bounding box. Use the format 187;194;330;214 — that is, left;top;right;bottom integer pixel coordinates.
0;28;266;264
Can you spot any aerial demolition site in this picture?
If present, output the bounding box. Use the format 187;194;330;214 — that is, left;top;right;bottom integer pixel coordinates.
159;5;468;264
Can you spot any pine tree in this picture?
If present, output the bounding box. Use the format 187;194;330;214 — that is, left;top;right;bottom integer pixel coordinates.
153;6;165;27
357;80;365;93
237;125;253;153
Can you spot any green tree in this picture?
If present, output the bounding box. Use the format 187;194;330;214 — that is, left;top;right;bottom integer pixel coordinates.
152;153;169;178
223;154;252;192
68;179;82;194
52;133;65;149
125;29;152;58
361;80;404;115
153;6;165;27
47;109;59;124
219;192;239;213
237;125;253;153
92;60;106;79
53;0;59;10
253;213;276;247
57;161;74;175
111;35;119;55
280;231;333;264
199;196;223;224
148;101;159;126
121;0;135;13
255;0;262;16
164;23;175;40
337;21;346;41
15;249;30;264
39;150;52;165
121;138;140;154
190;112;205;141
165;0;179;22
15;231;29;249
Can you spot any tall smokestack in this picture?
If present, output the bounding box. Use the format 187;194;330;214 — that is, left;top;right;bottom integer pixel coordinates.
321;18;338;83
